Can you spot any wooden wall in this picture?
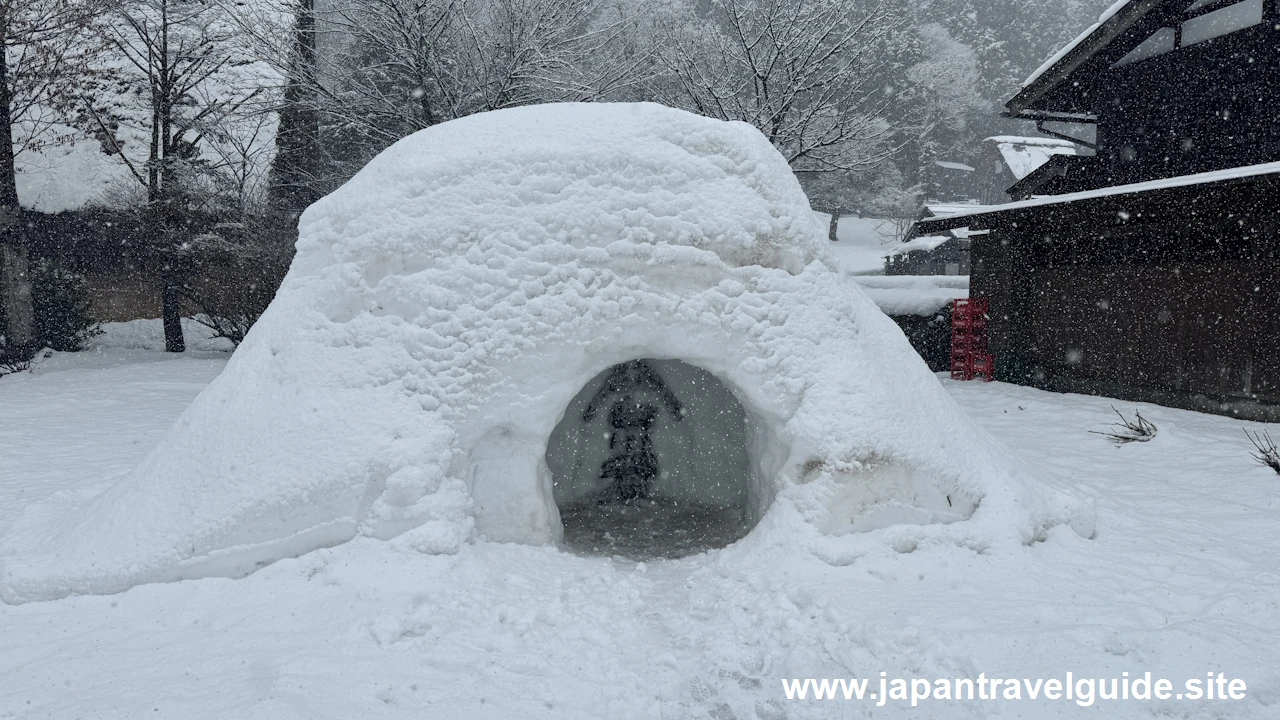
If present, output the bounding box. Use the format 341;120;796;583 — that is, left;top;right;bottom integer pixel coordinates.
969;175;1280;420
1098;20;1280;185
86;271;162;322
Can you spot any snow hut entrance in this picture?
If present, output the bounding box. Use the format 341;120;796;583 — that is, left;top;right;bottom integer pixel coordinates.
546;360;758;559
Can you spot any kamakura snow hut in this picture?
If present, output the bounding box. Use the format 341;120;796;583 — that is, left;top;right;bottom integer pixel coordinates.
0;103;1088;604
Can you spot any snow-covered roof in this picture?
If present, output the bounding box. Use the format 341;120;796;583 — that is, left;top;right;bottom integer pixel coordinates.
985;136;1081;180
1021;0;1134;88
925;202;988;217
919;160;1280;225
934;160;976;172
0;102;1085;603
14;133;132;212
984;135;1081;147
853;275;969;317
886;235;952;257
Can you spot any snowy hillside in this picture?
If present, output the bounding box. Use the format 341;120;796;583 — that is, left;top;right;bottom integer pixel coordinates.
13;126;131;212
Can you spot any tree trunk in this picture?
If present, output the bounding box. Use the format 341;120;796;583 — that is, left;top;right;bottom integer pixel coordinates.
0;7;36;355
0;242;34;352
828;210;840;242
162;280;185;352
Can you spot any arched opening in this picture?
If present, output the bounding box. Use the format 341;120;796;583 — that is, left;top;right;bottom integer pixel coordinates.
545;359;770;559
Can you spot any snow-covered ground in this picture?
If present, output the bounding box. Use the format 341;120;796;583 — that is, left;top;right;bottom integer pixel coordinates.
812;212;897;276
2;324;1277;719
0;321;229;539
810;213;969;316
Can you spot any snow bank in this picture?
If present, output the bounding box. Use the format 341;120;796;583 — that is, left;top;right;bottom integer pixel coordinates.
0;103;1088;603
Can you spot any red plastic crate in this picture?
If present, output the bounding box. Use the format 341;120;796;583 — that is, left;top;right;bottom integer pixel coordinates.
950;297;992;382
971;354;995;382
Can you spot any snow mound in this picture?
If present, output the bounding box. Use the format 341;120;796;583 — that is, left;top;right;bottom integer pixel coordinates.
0;103;1088;603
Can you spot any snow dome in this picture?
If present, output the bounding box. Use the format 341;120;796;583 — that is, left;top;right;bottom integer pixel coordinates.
0;103;1087;603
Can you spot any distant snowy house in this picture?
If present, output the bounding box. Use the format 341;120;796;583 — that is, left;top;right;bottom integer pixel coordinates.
927;159;979;202
883;235;968;276
917;0;1280;420
888;203;986;276
0;103;1088;603
978;136;1081;203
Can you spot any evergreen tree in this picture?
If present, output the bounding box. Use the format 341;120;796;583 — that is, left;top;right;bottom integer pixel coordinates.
267;0;323;220
31;257;101;351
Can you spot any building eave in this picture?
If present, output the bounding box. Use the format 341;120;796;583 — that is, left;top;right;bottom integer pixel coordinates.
912;160;1280;235
1008;0;1170;118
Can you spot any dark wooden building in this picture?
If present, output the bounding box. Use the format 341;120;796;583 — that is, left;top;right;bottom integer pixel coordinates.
916;0;1280;420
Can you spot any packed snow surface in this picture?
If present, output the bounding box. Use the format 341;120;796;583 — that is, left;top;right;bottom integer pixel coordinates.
0;102;1084;604
1;349;1276;718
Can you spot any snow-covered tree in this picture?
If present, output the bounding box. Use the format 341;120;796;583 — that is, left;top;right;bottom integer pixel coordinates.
302;0;636;165
905;0;1110;116
78;0;277;351
1;0;103;357
906;23;985;145
650;0;906;172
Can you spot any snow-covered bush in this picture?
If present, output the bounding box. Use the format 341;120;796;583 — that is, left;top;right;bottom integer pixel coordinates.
0;355;34;377
182;221;293;346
